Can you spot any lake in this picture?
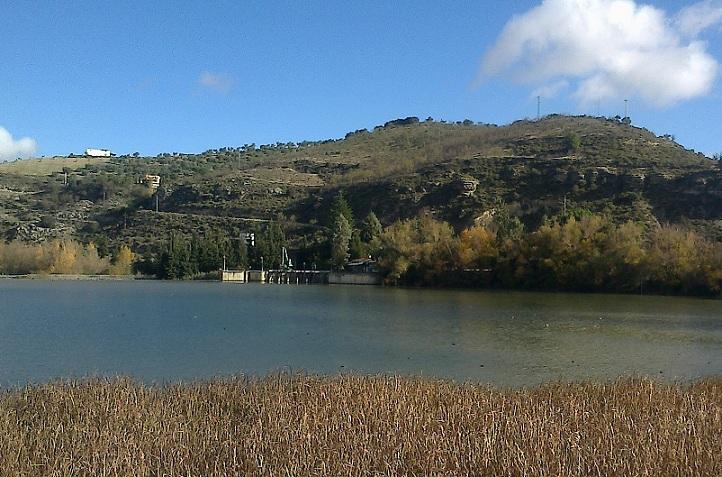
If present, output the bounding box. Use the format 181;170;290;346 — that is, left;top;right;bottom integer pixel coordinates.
0;280;720;387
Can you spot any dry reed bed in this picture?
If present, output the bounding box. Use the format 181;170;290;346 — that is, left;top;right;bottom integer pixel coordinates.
1;375;720;476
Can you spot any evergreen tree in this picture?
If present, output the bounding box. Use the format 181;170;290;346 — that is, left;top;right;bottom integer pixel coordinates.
361;211;383;243
493;207;524;244
349;229;366;259
331;215;352;270
329;191;354;227
230;237;248;269
160;235;195;279
251;222;286;269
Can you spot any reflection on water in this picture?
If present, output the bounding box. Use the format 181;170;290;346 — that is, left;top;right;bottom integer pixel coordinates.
0;280;720;387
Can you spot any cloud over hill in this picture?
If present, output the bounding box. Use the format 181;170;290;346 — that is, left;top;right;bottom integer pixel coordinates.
482;0;722;106
0;127;37;162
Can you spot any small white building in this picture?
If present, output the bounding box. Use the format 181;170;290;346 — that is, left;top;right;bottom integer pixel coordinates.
143;174;161;190
85;148;113;157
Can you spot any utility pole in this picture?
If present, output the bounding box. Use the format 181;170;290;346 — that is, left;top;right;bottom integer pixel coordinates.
537;96;541;120
155;193;159;213
624;99;628;118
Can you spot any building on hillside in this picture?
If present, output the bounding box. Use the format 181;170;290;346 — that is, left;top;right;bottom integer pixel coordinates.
85;148;114;157
143;174;161;190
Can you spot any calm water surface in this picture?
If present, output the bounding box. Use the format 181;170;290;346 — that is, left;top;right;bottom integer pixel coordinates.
0;280;720;387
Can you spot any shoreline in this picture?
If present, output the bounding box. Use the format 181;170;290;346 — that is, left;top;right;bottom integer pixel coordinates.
0;274;140;281
2;273;719;300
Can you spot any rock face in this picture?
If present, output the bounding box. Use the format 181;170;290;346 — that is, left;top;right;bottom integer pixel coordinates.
9;223;70;242
622;172;645;191
647;172;675;187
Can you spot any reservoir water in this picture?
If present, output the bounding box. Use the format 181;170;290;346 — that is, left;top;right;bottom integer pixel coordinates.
1;280;720;387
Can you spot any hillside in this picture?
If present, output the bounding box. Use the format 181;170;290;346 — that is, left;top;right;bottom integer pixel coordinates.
0;115;720;256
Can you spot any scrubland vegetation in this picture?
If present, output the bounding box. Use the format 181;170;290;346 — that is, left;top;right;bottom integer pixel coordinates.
0;240;134;276
0;375;720;476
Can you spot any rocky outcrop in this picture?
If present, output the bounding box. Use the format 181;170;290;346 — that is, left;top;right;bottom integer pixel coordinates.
622;172;645;190
454;176;479;197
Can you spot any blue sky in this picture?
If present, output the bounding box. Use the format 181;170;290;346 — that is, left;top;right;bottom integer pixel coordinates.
1;0;721;160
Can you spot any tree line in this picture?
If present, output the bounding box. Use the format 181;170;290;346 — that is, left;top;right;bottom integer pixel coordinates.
135;223;289;280
371;213;722;297
325;191;722;296
0;240;134;276
4;196;719;297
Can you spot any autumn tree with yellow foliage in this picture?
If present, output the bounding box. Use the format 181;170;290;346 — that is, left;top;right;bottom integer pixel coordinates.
373;213;722;296
109;245;135;276
0;240;134;276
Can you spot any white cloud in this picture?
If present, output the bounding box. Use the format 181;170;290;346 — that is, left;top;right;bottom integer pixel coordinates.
481;0;721;107
0;126;37;162
676;0;722;37
198;71;235;94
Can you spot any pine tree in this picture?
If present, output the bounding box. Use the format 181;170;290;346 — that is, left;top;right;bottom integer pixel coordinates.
331;215;352;270
329;192;354;227
361;211;383;243
349;229;366;259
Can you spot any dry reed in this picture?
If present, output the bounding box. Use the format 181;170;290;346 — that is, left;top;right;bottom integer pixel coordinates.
1;375;720;476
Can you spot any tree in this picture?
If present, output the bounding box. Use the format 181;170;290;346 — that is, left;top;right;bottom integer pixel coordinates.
248;222;286;269
601;221;646;292
565;133;582;152
349;229;366;259
457;225;497;270
331;215;352;270
375;216;457;285
49;241;78;274
329;191;354;227
492;207;524;244
230;236;248;269
644;226;708;294
361;211;383;244
159;236;194;279
110;245;135;275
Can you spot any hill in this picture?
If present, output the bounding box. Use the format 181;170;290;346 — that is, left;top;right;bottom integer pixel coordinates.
0;115;720;257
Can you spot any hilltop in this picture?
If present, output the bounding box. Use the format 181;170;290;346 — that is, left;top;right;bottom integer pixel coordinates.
0;115;720;256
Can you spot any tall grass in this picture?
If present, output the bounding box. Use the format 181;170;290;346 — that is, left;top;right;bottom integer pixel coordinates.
1;375;720;476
